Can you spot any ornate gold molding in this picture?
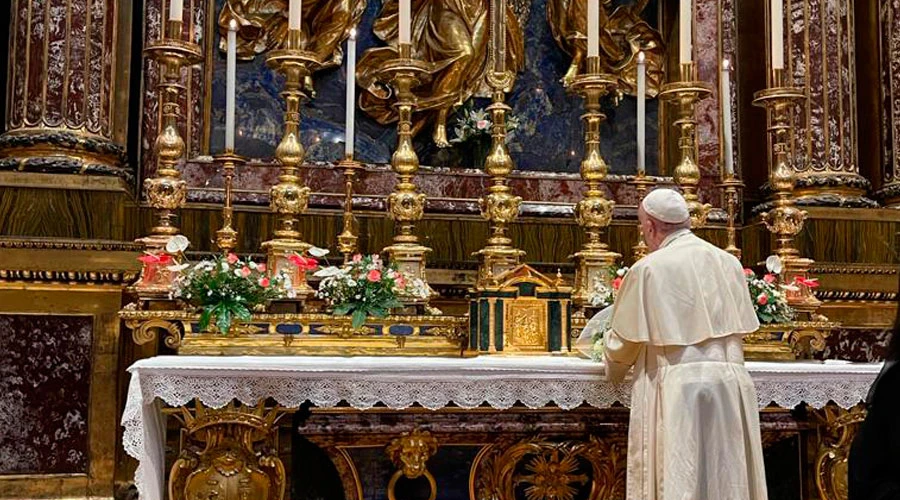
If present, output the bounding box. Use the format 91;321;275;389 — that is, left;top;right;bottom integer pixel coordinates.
385;430;439;500
813;403;867;500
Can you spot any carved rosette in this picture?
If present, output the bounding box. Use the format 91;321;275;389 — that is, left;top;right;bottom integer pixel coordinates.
388;190;426;227
474;436;627;500
270;182;311;216
575;196;614;230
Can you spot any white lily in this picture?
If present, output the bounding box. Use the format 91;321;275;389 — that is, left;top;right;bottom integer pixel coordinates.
308;246;330;258
313;267;344;278
167;263;190;272
765;255;783;275
165;235;190;254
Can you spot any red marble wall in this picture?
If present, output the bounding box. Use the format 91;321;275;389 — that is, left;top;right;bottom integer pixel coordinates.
0;315;93;474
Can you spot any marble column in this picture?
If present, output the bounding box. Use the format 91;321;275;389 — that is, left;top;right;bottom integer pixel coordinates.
776;0;873;206
0;0;131;183
876;0;900;206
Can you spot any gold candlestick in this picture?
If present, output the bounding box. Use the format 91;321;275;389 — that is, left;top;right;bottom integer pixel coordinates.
659;63;712;228
753;69;819;312
568;57;620;308
473;72;525;288
134;19;202;295
213;152;246;253
378;43;433;303
261;29;321;299
631;172;655;261
337;156;363;263
719;174;743;260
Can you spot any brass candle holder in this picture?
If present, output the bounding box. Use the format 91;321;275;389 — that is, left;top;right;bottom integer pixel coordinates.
719;174;743;260
134;19;202;295
262;29;321;299
336;156;364;263
568;57;620;308
378;43;433;303
631;172;656;261
659;63;712;228
753;69;820;312
213;151;246;253
473;71;525;288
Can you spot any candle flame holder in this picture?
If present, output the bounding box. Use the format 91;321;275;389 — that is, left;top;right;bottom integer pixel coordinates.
261;29;321;301
568;56;620;309
134;19;202;296
377;43;435;304
659;63;712;228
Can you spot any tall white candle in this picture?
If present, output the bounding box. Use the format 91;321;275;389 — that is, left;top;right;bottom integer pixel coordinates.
679;0;692;64
721;59;734;176
225;20;237;152
636;51;646;175
399;0;411;44
771;0;784;69
345;29;357;159
289;0;302;31
169;0;183;21
587;0;599;58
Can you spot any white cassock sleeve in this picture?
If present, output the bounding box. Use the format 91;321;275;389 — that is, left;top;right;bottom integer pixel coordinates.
603;329;642;383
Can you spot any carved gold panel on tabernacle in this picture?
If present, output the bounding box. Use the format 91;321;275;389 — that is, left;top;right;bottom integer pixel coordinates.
504;300;548;351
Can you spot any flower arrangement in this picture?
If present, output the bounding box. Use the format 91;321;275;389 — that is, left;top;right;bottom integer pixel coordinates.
450;101;520;167
588;266;629;308
314;254;429;328
172;252;295;334
742;256;816;325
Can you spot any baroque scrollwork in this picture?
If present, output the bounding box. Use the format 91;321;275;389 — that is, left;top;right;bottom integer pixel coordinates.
813;403;867;500
169;401;287;500
474;436;627;500
357;0;525;146
547;0;664;91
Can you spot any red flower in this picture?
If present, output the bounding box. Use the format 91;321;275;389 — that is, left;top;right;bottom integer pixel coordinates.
763;274;776;284
367;269;382;282
757;293;768;305
288;254;318;271
241;266;251;277
794;276;819;288
258;277;270;288
743;268;754;277
226;253;239;264
612;276;624;290
138;253;173;264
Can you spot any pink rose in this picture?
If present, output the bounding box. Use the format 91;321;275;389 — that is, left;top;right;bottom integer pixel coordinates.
395;275;406;289
257;263;266;273
612;276;623;291
352;254;363;263
226;253;239;264
743;268;754;277
763;274;776;284
241;266;251;277
757;293;768;305
259;277;270;288
476;119;490;130
367;269;382;282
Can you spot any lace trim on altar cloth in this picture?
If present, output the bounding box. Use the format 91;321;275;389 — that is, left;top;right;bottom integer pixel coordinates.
121;360;879;500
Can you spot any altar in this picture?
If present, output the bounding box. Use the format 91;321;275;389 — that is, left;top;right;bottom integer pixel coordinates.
123;356;879;500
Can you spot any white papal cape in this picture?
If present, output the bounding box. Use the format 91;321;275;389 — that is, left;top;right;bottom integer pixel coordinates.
604;229;768;500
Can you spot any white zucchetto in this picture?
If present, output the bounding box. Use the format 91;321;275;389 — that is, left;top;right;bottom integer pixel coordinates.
641;188;690;224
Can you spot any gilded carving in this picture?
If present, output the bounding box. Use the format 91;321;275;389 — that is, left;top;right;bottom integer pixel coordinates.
357;0;525;146
505;301;547;350
813;404;867;500
547;0;664;91
386;430;439;500
170;401;286;500
474;436;627;500
218;0;366;95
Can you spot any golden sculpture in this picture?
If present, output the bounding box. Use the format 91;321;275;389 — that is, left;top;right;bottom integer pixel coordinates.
474;436;627;500
169;401;287;500
357;0;525;146
813;404;867;500
386;430;439;500
547;0;664;92
218;0;365;95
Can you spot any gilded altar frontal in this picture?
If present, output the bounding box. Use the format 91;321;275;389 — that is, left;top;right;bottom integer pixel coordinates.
0;0;898;499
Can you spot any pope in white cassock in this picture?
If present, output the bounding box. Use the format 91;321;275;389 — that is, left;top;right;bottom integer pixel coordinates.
603;188;768;500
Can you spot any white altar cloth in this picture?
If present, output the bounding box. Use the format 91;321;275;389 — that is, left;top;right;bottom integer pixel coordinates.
123;356;881;500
